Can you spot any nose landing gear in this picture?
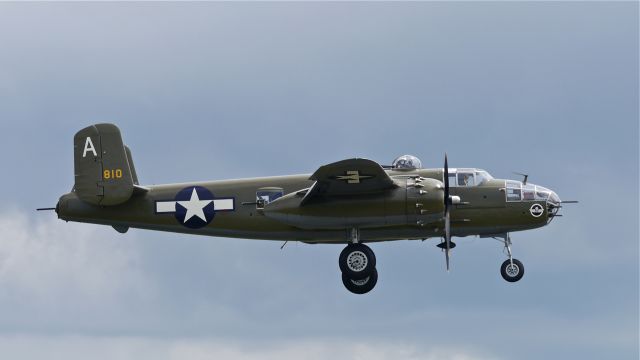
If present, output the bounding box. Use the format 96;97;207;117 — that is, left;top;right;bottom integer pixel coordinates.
495;233;525;282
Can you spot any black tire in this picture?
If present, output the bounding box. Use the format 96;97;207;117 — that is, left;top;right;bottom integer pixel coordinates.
339;243;376;280
500;259;525;282
342;268;378;295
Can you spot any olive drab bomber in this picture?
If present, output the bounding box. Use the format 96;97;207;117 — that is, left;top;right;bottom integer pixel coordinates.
47;123;575;294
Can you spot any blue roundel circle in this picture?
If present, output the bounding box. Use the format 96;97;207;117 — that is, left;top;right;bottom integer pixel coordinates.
173;186;216;229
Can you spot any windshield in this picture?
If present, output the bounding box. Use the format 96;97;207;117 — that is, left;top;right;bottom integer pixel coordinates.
475;170;493;185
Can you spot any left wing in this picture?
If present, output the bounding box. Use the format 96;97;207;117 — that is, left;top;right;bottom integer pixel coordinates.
300;158;398;206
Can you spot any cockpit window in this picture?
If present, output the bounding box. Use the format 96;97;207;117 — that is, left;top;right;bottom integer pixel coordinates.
392;155;422;170
448;173;457;187
446;168;493;187
457;172;475;187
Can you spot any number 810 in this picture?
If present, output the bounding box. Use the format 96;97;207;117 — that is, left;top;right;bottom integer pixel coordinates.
104;169;123;179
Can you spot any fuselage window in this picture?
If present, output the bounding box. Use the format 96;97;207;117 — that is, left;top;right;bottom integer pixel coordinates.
535;189;550;201
506;181;522;201
256;188;284;209
507;188;521;201
522;184;535;201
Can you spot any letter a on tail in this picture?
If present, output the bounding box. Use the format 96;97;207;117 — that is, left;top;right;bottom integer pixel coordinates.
83;137;98;158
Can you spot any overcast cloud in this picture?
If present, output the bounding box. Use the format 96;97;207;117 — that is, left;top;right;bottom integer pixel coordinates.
0;2;637;359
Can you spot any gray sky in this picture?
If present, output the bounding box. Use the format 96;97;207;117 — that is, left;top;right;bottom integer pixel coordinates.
0;2;637;359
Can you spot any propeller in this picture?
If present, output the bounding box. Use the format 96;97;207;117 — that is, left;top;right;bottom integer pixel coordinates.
443;154;452;271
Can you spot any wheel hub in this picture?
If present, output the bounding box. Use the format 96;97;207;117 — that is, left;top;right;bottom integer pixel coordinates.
505;263;520;277
346;251;368;272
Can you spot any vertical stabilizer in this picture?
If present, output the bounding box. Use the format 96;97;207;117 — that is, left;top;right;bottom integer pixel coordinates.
73;123;134;206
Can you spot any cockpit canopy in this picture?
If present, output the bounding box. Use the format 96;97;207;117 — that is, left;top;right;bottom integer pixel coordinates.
392;155;422;170
447;168;494;187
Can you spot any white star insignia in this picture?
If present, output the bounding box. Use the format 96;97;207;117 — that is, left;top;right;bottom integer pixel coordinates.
177;188;212;223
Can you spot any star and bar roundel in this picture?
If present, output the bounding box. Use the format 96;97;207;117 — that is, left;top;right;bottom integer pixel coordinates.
155;186;234;229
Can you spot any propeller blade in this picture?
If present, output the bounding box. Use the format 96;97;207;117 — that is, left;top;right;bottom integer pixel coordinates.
444;154;450;202
443;154;452;271
444;206;451;271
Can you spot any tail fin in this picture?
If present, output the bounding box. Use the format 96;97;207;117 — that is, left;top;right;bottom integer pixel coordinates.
124;145;139;185
73;123;135;206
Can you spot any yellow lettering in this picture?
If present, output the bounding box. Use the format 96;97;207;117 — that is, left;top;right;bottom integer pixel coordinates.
103;169;123;180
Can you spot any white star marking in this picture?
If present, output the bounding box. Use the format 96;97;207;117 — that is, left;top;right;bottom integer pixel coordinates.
177;188;212;223
155;188;235;222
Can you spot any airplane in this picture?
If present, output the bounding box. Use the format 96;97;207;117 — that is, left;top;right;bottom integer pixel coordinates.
39;123;576;294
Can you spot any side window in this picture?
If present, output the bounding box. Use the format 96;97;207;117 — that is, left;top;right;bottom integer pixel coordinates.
256;188;283;209
535;190;550;201
506;181;521;201
535;186;551;201
457;172;475;187
448;173;457;187
507;188;521;201
522;184;535;201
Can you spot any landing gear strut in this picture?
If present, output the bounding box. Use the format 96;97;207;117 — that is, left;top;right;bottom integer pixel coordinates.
495;233;525;282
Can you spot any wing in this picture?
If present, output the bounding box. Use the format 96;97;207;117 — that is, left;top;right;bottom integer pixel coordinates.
300;158;398;206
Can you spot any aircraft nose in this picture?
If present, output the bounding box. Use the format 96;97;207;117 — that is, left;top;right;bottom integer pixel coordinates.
527;184;561;220
544;189;562;221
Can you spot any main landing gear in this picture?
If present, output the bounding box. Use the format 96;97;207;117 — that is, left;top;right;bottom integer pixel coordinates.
339;229;378;294
496;233;525;282
341;266;378;294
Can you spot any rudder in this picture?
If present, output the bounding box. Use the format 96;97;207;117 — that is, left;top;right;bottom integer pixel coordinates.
74;123;135;206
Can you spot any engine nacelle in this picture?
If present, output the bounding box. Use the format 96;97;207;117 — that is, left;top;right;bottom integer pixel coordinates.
263;177;444;230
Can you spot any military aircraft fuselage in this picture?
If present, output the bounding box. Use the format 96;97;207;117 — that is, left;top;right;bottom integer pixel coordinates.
49;124;572;293
57;168;556;244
